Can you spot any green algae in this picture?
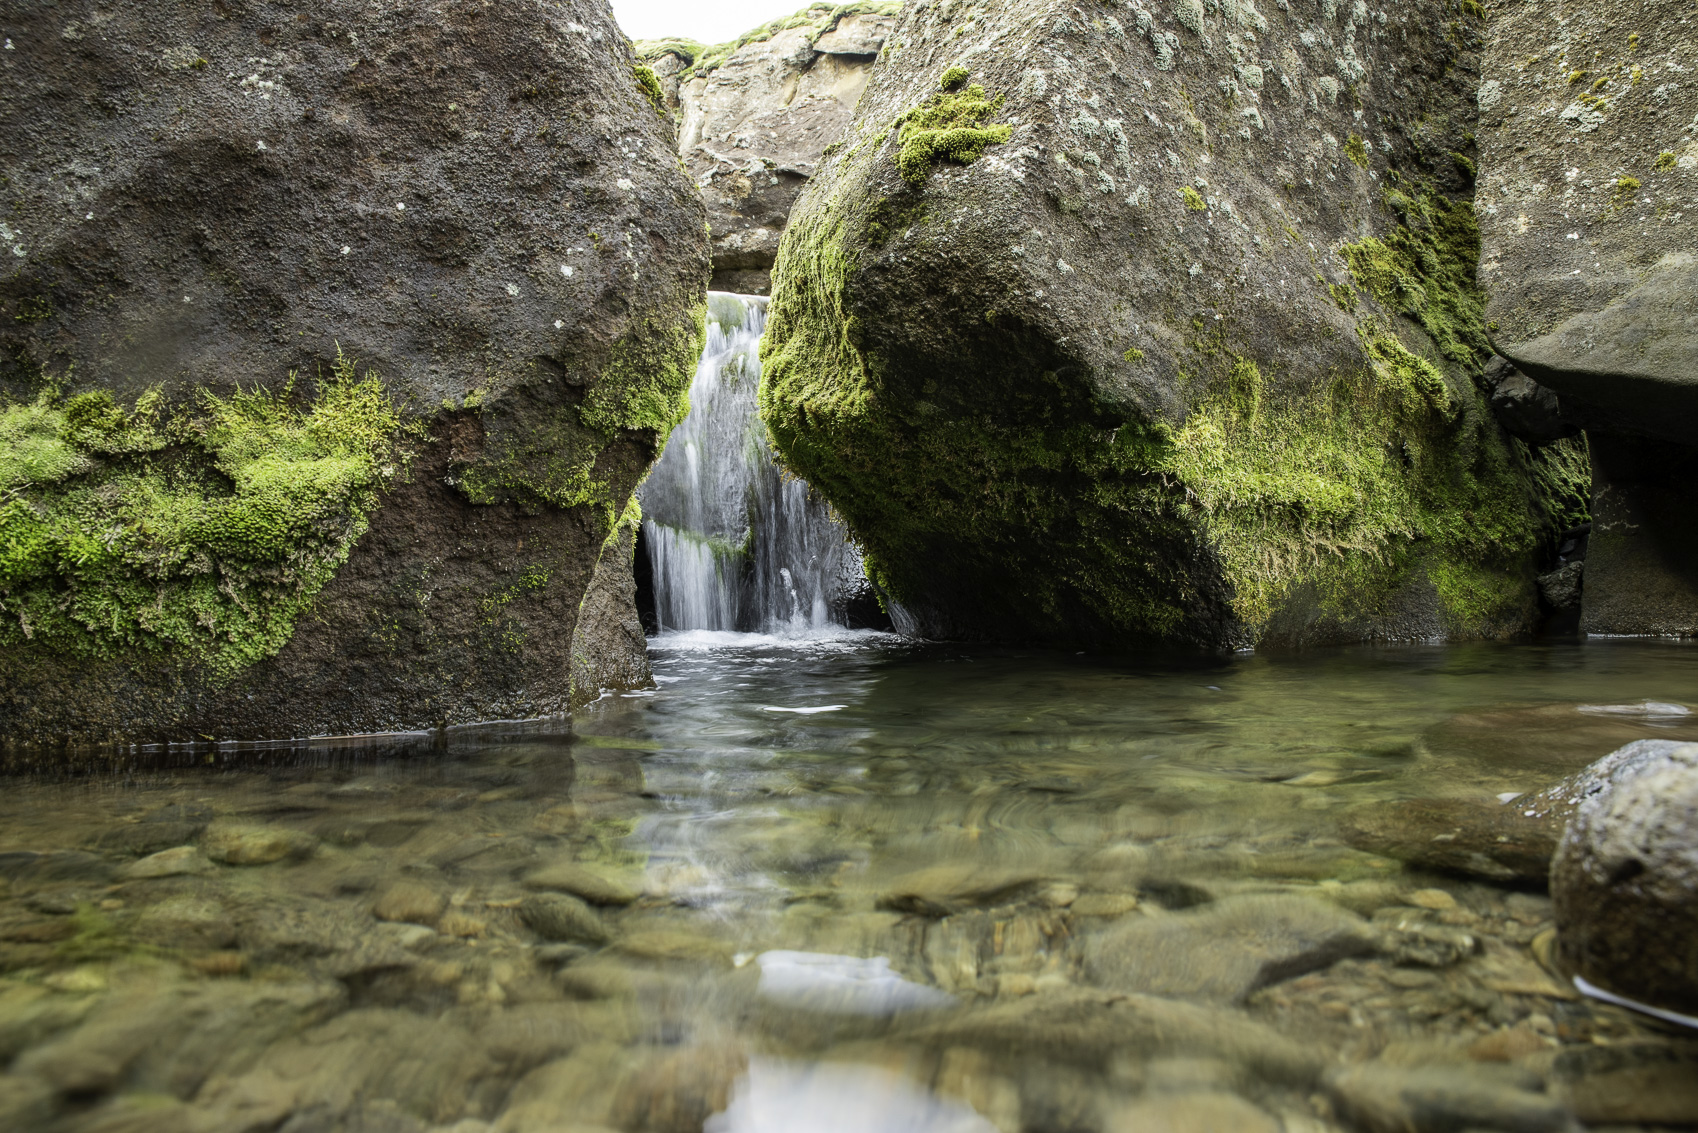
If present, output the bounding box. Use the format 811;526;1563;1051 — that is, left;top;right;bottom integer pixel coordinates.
894;80;1013;184
0;351;410;675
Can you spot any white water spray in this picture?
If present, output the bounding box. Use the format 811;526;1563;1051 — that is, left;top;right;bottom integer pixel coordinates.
639;293;871;635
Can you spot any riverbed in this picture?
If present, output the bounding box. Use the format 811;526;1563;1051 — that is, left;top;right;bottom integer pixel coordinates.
2;636;1697;1131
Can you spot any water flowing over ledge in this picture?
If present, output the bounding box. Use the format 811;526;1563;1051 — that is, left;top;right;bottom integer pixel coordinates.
638;293;884;639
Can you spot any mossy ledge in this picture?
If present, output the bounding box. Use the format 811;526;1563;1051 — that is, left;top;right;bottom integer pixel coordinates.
0;352;411;676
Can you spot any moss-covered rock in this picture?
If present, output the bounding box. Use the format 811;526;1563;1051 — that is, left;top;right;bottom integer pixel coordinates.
762;0;1570;649
0;0;708;748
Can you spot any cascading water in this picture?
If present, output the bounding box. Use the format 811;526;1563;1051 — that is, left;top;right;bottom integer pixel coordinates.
638;293;875;635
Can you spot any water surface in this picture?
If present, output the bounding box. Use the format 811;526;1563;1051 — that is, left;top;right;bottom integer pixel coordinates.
2;636;1697;1131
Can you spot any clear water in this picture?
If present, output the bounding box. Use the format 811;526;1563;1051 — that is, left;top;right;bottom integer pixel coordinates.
639;294;868;634
2;637;1697;1131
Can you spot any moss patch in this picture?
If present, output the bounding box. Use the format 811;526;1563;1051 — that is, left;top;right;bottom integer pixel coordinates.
894;80;1013;184
674;2;901;81
632;64;667;117
1340;176;1486;370
0;352;410;675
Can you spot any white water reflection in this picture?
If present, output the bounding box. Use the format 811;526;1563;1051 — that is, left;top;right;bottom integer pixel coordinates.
755;950;957;1015
706;1058;998;1133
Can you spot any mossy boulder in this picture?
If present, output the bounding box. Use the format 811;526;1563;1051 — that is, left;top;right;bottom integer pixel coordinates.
0;0;709;751
1476;0;1698;635
761;0;1574;649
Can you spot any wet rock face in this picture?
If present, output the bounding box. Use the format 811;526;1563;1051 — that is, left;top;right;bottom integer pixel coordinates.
762;0;1562;649
649;5;896;293
1552;740;1698;1015
0;0;707;746
1476;1;1698;635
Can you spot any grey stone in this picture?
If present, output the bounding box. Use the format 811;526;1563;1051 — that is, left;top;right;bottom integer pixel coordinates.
759;0;1553;649
567;521;654;711
1537;561;1584;611
646;9;892;293
1339;797;1564;885
1083;895;1377;1004
0;0;709;748
1552;1040;1698;1125
518;893;611;945
118;846;216;880
371;881;447;928
1483;358;1576;444
1552;740;1698;1014
1325;1063;1577;1133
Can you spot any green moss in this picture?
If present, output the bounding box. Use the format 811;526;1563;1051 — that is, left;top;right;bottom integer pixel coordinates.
463;309;703;531
0;351;410;675
634;38;706;66
939;66;970;90
1340;176;1487;371
632;64;667;117
894;83;1013;184
1655;151;1679;172
1123;347;1146;362
1180;186;1207;211
1607;176;1640;214
1344;133;1370;169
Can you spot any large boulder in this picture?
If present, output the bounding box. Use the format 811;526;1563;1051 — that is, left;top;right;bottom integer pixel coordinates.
760;0;1573;648
1476;0;1698;634
641;3;898;294
1552;740;1698;1015
0;0;709;749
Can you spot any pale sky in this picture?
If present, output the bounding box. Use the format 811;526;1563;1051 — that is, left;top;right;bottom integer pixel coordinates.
611;0;805;44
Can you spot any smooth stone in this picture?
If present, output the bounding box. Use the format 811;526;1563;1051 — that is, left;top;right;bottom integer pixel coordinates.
1071;893;1140;917
518;893;610;945
609;931;733;964
87;821;208;857
201;823;318;866
1325;1063;1576;1133
118;846;215;880
371;880;447;927
1551;740;1698;1014
1102;1092;1280;1133
521;862;642;906
1406;888;1457;911
1083;895;1378;1004
1338;798;1561;885
876;863;1051;916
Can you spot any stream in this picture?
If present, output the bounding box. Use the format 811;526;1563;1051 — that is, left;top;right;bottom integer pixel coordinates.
2;635;1697;1130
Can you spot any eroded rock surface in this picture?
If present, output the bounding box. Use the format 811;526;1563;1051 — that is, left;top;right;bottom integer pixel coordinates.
760;0;1572;648
642;4;897;293
0;0;707;748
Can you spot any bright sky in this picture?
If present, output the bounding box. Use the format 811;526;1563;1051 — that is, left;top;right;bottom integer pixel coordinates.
611;0;803;44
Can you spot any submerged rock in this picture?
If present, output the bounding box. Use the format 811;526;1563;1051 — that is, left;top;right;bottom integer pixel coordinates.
760;0;1569;648
1339;797;1564;886
1082;895;1377;1004
1476;1;1698;635
1551;740;1698;1014
0;0;708;749
518;893;611;946
1325;1063;1576;1133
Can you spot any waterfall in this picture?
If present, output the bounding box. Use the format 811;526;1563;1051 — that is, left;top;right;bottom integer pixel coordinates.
638;293;875;636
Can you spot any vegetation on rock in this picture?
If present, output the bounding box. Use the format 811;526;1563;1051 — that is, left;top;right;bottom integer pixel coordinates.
0;352;411;675
894;78;1013;184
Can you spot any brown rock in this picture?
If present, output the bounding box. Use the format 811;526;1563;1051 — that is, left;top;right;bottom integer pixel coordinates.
202;824;317;866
